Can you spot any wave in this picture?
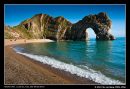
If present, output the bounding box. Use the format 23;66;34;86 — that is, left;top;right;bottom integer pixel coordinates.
13;48;125;85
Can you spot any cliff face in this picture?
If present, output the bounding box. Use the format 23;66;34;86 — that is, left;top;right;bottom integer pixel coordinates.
5;12;115;40
13;14;72;40
4;25;32;39
68;12;115;40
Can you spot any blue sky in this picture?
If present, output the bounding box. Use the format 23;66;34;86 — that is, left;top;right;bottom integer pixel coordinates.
4;4;126;38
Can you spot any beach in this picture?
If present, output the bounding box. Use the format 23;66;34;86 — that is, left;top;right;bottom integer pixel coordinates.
5;39;54;46
4;39;97;84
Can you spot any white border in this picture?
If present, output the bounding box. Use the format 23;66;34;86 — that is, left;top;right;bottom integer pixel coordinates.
4;4;126;85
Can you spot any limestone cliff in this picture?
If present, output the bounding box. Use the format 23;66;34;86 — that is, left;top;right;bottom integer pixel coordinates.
68;12;115;40
16;14;72;40
5;12;115;40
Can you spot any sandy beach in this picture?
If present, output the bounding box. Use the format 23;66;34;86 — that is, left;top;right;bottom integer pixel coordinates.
4;39;97;84
5;39;54;46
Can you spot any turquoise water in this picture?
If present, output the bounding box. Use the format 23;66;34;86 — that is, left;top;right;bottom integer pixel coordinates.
14;37;126;84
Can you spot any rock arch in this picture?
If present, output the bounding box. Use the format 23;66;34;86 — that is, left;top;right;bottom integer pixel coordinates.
67;12;115;40
8;12;115;40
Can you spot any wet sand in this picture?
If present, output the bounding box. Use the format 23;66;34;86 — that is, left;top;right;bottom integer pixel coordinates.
4;39;98;84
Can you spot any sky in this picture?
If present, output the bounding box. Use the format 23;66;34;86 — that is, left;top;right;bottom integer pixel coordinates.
4;4;126;38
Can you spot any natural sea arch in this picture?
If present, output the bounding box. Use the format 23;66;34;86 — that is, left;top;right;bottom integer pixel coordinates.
66;12;115;41
18;12;115;41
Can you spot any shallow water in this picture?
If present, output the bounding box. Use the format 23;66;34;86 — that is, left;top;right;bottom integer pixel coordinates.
14;37;126;84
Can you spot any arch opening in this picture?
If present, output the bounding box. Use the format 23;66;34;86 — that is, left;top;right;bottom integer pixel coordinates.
65;12;115;41
85;28;96;40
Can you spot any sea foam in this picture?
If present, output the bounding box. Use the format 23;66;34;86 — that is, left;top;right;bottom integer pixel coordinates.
13;48;125;85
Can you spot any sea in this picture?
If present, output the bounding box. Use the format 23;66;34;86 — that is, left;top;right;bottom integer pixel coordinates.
13;37;126;85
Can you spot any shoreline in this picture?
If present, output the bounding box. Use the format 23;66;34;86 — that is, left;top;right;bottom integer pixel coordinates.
4;39;98;84
5;39;54;46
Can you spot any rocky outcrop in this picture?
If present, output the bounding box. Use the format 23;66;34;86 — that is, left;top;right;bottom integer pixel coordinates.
67;12;115;40
4;25;32;39
5;12;115;40
4;26;20;39
19;14;72;40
